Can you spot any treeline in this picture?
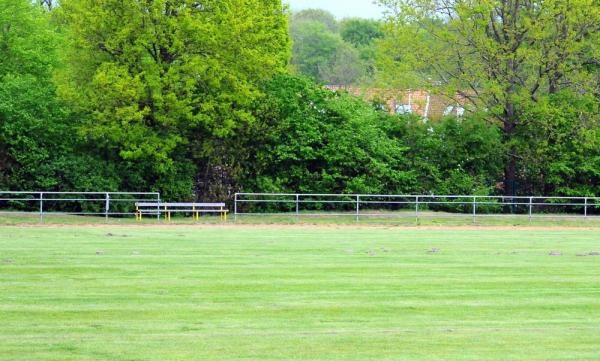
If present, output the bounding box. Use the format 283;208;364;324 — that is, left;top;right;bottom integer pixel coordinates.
0;0;598;201
289;9;382;85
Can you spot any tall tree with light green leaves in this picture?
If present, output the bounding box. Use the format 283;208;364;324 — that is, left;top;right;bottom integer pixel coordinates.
378;0;600;196
57;0;290;198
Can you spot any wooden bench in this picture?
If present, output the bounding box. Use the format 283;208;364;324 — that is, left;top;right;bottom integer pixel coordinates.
135;202;228;221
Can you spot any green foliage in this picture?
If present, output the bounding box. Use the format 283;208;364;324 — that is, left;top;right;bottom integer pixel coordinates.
57;0;290;198
289;10;381;85
290;8;339;32
242;75;416;194
290;20;347;82
318;43;365;86
339;18;384;80
518;91;600;196
378;0;600;195
386;115;505;195
340;18;383;48
0;0;116;193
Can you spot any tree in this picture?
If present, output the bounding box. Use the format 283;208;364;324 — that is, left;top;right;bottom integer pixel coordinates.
0;0;117;193
378;0;600;196
289;19;352;83
290;8;338;32
289;16;366;85
340;18;384;80
0;0;62;188
58;0;290;199
340;18;383;48
318;44;365;85
288;10;384;85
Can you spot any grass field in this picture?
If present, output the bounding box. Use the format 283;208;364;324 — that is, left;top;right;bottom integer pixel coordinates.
1;225;600;360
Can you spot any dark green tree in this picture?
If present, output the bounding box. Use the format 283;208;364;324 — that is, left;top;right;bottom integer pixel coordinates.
0;0;116;192
241;75;416;194
340;18;383;48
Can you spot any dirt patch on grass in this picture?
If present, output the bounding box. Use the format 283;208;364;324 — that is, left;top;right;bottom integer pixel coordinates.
105;232;130;237
576;252;600;257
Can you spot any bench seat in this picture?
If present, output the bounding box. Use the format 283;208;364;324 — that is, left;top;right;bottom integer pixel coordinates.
135;202;228;221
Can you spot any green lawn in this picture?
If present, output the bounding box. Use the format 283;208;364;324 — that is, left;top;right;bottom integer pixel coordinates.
1;225;599;360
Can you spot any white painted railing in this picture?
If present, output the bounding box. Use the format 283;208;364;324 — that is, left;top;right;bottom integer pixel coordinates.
234;193;600;221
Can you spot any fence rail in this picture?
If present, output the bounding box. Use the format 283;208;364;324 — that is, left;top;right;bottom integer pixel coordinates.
0;191;161;221
234;193;600;221
2;191;599;223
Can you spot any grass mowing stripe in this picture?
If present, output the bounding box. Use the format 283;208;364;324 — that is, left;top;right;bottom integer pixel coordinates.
0;226;599;360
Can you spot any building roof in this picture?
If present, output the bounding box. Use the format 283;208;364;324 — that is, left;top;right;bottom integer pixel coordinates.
326;85;467;120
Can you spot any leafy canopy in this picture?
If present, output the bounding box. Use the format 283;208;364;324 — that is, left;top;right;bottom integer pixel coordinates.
58;0;290;197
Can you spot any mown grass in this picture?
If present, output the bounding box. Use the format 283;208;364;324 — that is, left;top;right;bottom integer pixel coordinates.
1;226;599;360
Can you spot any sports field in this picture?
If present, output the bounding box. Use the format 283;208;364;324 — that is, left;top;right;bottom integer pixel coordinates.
1;225;599;360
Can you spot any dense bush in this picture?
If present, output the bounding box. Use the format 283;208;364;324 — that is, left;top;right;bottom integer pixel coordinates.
517;91;600;197
239;75;416;195
386;114;505;196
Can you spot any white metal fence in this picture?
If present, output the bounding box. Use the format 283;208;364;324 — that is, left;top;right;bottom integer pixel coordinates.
3;191;598;223
0;191;160;221
234;193;600;221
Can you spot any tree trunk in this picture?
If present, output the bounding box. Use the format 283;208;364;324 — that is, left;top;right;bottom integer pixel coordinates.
503;120;517;197
504;148;517;197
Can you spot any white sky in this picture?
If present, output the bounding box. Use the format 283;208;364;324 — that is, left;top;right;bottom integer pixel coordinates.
285;0;384;19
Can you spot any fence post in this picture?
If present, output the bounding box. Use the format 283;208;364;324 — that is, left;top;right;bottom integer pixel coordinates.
234;193;238;222
415;196;419;224
39;192;44;223
472;196;476;223
105;193;110;222
156;194;161;222
529;197;533;222
356;195;360;222
296;194;299;217
584;197;588;218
